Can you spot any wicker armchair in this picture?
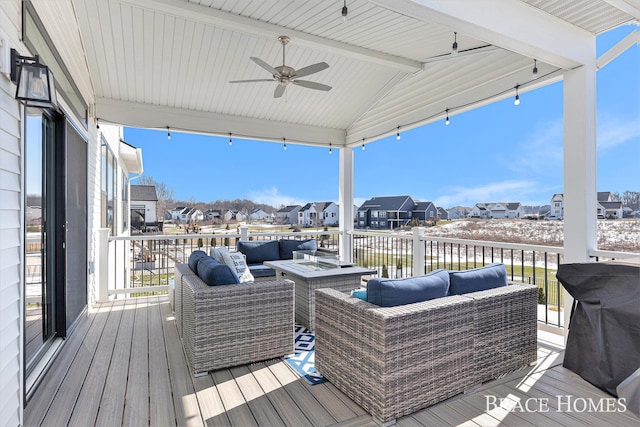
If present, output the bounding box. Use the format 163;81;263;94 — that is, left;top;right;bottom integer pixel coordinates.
315;283;537;424
174;263;294;376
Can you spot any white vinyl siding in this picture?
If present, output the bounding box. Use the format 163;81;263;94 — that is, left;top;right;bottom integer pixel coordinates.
0;3;24;423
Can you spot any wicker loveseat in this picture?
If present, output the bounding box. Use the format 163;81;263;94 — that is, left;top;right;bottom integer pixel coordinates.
315;279;537;424
174;263;294;376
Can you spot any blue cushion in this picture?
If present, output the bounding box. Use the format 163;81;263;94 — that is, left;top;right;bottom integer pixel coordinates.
196;256;239;286
351;288;367;301
248;264;276;278
279;239;317;260
366;269;450;307
448;263;508;295
237;240;280;264
188;250;208;273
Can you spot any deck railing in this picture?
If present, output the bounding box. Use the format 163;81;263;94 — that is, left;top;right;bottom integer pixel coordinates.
98;226;637;328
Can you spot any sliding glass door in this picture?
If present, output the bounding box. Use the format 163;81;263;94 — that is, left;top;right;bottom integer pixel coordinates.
24;109;88;379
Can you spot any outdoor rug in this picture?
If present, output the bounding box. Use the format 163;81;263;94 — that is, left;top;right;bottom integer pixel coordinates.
283;325;327;385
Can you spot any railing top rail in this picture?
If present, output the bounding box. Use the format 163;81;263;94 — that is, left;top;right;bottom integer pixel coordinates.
243;230;342;238
419;235;564;254
109;232;241;242
348;230;413;240
588;249;639;260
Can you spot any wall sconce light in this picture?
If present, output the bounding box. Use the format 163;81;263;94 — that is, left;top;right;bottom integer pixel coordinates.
10;48;57;108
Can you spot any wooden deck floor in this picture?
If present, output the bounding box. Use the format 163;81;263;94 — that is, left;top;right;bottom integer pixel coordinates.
25;296;639;427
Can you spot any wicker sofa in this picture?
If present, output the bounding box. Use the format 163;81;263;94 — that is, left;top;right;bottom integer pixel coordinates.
174;263;294;376
315;281;537;424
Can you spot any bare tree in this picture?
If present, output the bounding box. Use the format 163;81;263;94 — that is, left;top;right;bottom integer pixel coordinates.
137;176;175;220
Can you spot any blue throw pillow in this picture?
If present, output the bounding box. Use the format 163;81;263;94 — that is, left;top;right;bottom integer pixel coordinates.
279;238;318;259
351;288;367;301
449;263;508;295
188;250;208;273
237;240;280;264
196;256;239;286
366;269;450;307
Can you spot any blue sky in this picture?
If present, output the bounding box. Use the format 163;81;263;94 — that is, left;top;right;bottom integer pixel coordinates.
124;25;639;209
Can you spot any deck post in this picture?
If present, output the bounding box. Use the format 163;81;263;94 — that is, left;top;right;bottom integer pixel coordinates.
239;226;248;241
563;61;597;340
413;227;426;276
97;228;111;302
339;147;354;263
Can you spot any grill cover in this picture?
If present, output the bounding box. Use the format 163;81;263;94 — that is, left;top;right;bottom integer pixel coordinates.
557;259;640;396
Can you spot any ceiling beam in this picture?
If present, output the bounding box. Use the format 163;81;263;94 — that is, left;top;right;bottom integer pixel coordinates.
597;30;639;69
96;98;346;146
370;0;596;69
120;0;422;73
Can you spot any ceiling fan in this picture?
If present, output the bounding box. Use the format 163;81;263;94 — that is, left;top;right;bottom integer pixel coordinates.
230;35;332;98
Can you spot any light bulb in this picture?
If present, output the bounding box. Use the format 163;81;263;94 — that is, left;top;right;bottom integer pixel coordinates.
451;32;458;56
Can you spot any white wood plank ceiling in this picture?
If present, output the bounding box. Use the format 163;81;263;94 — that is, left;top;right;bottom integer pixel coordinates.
41;0;637;146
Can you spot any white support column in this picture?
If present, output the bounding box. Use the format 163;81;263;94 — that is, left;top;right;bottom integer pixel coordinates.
339;147;354;262
97;228;111;302
562;63;597;337
239;226;248;241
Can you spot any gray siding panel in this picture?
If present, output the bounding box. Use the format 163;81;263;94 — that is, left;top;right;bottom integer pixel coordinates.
0;3;24;424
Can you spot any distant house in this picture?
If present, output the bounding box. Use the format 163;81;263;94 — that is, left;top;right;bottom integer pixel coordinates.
131;185;158;231
357;195;415;229
447;206;471;219
205;209;222;222
550;193;564;218
235;210;248;222
223;210;237;222
437;207;449;220
549;192;622;219
275;205;301;224
470;202;525;219
298;202;339;227
249;208;271;221
412;201;438;223
171;206;203;223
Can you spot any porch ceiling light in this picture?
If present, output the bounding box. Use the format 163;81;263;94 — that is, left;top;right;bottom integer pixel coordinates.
514;84;520;106
10;48;57;109
341;0;348;22
451;32;458;56
532;59;538;79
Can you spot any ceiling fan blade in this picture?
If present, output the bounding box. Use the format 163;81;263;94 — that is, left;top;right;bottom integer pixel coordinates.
293;80;332;91
274;84;286;98
293;62;329;79
229;79;275;83
251;57;280;76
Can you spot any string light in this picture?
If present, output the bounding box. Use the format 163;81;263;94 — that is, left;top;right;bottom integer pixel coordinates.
396;126;401;140
361;138;365;150
167;126;171;140
514;85;520;106
445;109;450;125
329;142;332;154
283;137;287;150
532;59;538;80
341;0;348;22
451;32;458;56
229;132;233;146
96;118;100;130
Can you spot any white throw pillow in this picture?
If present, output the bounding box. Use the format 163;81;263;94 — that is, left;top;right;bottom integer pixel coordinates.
209;247;226;263
221;250;254;283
